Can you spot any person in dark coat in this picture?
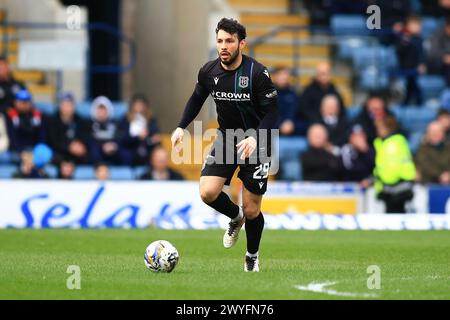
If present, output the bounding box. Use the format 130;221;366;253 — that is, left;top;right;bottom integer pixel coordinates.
118;93;161;165
353;92;393;144
298;62;346;124
272;67;303;136
46;93;89;164
340;124;375;184
301;123;342;181
316;94;349;147
5;89;45;154
393;15;426;105
87;96;121;165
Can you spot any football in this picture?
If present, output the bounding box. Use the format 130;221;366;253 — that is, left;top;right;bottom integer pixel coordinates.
144;240;179;273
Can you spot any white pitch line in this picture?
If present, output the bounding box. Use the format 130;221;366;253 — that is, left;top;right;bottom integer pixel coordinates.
294;281;381;298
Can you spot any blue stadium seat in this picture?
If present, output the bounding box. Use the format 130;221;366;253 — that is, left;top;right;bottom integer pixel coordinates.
277;137;308;181
421;16;444;39
76;101;128;120
359;66;390;90
280;159;302;181
0;151;19;164
346;107;361;121
391;106;437;134
278;137;308;160
352;46;397;70
74;165;96;180
109;166;134;180
331;15;370;36
133;166;148;179
337;37;369;60
34;102;56;115
408;131;424;154
75;101;90;119
0;164;17;178
418;75;446;102
441;89;450;111
45;165;58;179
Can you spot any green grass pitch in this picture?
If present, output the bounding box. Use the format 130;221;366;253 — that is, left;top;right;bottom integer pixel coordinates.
0;229;449;299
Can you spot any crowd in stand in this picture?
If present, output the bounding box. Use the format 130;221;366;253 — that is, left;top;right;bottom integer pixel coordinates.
0;56;184;182
2;0;450;212
272;62;449;213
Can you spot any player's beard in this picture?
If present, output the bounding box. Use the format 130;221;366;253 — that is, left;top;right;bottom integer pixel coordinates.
219;48;240;66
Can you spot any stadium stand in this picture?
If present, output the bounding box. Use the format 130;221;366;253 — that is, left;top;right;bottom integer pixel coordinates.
0;0;448;187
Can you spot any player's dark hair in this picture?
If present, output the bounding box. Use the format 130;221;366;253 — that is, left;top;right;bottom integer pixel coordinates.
216;18;246;42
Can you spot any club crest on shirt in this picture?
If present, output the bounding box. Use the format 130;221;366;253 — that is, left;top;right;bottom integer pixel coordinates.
238;76;249;88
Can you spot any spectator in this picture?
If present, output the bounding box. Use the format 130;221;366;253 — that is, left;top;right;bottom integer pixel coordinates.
0;56;26;113
118;93;161;165
436;109;450;139
373;116;416;213
301;124;341;181
0;112;9;153
394;15;426;105
415;121;450;184
47;93;89;164
12;144;52;179
317;94;349;146
95;163;110;181
140;145;184;181
426;15;450;85
271;67;305;136
57;159;76;180
353;92;393;143
88;96;121;165
5;89;45;154
340;125;375;184
298;62;346;123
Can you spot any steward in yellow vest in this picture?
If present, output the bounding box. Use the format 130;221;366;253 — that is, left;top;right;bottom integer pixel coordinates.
373;116;416;213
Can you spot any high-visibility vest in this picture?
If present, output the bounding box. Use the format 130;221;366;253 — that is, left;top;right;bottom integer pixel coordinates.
373;133;416;193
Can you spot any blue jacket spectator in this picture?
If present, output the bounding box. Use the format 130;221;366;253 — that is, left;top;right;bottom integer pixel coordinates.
118;93;161;165
271;67;305;136
5;90;45;153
